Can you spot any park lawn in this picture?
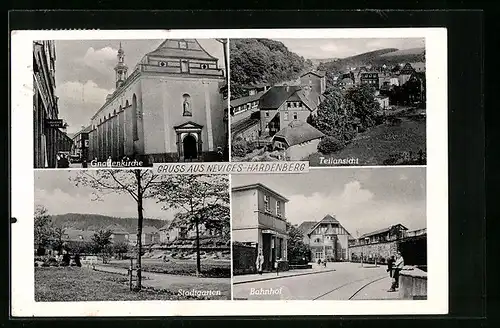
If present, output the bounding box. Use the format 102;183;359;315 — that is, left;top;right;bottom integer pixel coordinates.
106;259;231;278
35;267;206;302
309;116;426;166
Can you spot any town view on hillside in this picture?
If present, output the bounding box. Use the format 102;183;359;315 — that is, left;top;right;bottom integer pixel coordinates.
33;39;229;169
229;38;426;166
34;170;231;301
231;168;427;300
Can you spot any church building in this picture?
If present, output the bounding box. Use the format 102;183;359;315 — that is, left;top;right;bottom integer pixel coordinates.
88;39;227;163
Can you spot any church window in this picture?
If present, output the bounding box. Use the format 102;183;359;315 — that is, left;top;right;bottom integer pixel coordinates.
201;63;209;69
132;94;138;141
158;61;168;67
182;94;192;117
179;41;188;49
293;112;298;120
284;112;289;121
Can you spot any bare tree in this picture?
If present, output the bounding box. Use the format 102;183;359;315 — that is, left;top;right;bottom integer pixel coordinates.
72;169;161;291
155;175;230;276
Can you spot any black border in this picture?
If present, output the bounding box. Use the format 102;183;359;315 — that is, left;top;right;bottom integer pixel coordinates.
7;9;486;325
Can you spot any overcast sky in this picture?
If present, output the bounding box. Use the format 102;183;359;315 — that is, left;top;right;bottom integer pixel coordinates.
34;170;181;220
231;167;426;236
54;39;224;134
275;38;425;60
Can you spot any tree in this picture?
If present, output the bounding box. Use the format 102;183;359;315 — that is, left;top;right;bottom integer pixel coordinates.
34;205;52;255
344;84;380;129
91;229;113;262
72;169;162;291
51;226;66;254
113;241;130;260
286;222;311;265
155;175;230;276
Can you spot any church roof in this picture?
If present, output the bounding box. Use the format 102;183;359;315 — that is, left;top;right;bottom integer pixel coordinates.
146;39;218;61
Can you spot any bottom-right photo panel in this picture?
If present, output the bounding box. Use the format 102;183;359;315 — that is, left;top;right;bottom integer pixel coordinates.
231;167;426;301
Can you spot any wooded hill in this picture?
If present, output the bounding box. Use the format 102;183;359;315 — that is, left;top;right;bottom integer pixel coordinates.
230;39;308;98
50;213;168;233
318;47;425;72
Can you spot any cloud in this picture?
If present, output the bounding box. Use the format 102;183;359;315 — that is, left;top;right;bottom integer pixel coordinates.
58;80;112;105
285;180;425;236
34;187;173;219
82;46;118;72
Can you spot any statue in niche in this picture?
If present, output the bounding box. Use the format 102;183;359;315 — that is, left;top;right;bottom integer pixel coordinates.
183;95;192;116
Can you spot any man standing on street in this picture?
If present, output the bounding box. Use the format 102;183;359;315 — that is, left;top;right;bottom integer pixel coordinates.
255;249;264;275
388;251;404;292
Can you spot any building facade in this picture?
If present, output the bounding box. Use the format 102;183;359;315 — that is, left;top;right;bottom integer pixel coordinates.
232;183;289;271
88;39;226;163
33;40;73;168
360;71;380;90
71;125;91;162
300;71;326;95
298;215;351;262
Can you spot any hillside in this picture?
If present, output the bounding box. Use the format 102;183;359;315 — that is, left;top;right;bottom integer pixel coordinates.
50;213;169;233
230;38;306;99
317;47;425;73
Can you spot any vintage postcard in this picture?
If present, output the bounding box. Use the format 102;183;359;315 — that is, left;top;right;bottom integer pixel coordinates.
11;28;447;317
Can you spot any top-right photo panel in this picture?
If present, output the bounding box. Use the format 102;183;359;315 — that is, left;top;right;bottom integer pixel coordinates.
229;38;426;166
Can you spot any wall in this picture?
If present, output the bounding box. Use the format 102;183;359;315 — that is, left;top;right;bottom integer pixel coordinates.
285;138;321;161
279;102;310;129
260;108;279;135
233;121;260;141
232;243;257;275
349;240;398;263
232;189;260;243
300;73;324;95
140;75;223;156
399;268;427;300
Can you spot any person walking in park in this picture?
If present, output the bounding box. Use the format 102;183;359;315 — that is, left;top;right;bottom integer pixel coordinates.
255;249;264;275
388;251;404;292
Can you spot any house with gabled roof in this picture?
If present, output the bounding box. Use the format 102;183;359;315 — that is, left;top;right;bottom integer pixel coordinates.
104;224;129;243
297;214;352;262
272;120;324;160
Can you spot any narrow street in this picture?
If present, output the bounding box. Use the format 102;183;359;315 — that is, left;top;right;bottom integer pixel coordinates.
233;262;399;300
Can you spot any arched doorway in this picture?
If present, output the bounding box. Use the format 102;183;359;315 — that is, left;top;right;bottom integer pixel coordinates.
183;134;198;160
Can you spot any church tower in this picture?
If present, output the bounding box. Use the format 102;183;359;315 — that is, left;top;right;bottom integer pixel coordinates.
114;42;128;88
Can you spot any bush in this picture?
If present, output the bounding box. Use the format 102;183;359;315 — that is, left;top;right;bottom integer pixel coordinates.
318;136;345;154
231;139;248;157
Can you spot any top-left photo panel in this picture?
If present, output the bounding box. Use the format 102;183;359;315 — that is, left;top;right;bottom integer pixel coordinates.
33;38;229;169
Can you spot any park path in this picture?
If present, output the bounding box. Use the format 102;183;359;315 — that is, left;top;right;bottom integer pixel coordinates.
93;264;229;289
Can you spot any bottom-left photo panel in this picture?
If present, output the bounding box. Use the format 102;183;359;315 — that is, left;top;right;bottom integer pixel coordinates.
33;169;231;301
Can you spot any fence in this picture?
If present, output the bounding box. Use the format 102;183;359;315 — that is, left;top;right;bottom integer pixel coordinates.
232;243;257;275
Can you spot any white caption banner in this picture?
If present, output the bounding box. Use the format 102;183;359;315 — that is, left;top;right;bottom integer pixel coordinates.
153;161;309;175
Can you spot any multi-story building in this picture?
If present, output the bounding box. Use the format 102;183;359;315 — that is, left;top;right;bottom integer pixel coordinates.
232;183;289;271
71;125;92;162
33;40;73;168
87;39;226;163
259;85;323;137
300;71;326;95
338;72;356;90
105;224;130;243
298;214;352;262
230;91;265;142
360;71;380;90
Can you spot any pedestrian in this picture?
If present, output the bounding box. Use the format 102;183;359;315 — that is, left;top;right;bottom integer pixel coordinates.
255;249;264;275
81;159;88;168
388;251;404;292
74;253;82;267
387;255;395;278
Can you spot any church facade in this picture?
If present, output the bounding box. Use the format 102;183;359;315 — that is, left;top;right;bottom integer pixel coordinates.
88;39;227;163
